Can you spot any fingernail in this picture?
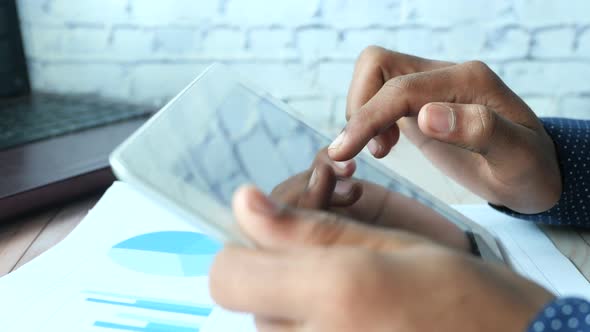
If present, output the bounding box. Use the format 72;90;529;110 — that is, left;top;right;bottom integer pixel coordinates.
250;192;280;216
367;138;381;156
334;180;353;197
426;103;456;134
329;130;346;151
333;160;352;171
307;168;318;189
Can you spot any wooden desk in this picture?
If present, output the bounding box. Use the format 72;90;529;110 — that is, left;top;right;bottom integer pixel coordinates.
0;192;101;276
2;138;590;282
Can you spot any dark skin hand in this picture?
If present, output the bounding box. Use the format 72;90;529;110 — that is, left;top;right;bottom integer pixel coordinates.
328;46;561;214
210;186;555;332
210;47;563;332
270;147;470;252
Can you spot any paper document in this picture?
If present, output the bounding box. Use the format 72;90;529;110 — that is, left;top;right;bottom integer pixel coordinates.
458;205;590;298
0;182;588;331
0;182;254;332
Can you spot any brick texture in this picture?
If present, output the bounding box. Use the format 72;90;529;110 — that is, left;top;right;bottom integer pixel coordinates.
16;0;590;129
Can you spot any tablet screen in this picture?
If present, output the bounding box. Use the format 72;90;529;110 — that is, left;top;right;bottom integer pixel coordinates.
111;63;503;262
170;82;403;205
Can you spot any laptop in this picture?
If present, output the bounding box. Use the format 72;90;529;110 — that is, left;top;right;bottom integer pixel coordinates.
0;0;153;222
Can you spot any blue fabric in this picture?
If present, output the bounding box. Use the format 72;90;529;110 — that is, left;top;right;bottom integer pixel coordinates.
527;298;590;332
492;117;590;227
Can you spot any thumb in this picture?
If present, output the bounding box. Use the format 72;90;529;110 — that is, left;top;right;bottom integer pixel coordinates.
417;102;532;163
232;185;425;251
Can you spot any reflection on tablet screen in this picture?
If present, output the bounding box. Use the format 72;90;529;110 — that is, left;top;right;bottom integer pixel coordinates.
171;83;408;207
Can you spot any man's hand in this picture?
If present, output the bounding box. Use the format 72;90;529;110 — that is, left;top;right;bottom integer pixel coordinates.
269;148;362;210
210;186;554;332
329;46;561;214
270;148;470;251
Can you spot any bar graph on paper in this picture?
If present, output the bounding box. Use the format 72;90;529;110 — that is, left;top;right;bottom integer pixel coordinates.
84;291;212;332
86;231;220;331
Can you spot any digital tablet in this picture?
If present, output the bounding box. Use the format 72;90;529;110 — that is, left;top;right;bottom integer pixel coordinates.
109;63;506;263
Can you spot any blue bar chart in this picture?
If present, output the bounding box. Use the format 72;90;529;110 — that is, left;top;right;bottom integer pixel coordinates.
94;321;198;332
84;291;212;332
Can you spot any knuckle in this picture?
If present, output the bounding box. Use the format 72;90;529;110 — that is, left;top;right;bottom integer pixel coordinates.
305;212;348;245
469;105;497;153
317;162;336;180
462;60;501;88
345;109;352;121
383;75;419;107
384;75;412;92
463;60;492;77
375;75;414;116
269;182;286;199
313;147;331;167
357;45;389;65
270;173;306;205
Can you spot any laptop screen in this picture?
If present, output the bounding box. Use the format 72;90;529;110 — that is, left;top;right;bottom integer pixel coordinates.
0;0;30;97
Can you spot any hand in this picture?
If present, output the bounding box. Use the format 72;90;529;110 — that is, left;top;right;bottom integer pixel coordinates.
269;147;362;211
329;46;561;214
270;148;470;251
210;186;555;332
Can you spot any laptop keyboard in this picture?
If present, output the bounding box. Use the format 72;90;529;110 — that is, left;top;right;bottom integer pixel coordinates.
0;93;154;150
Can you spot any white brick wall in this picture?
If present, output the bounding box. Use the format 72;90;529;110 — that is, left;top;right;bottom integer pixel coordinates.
15;0;590;131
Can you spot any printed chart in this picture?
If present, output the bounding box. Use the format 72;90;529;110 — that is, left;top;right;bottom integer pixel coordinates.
109;231;221;277
88;231;221;331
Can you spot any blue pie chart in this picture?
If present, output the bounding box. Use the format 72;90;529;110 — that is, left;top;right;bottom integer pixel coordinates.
108;231;222;277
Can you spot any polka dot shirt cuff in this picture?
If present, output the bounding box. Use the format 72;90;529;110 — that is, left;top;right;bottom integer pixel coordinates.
528;297;590;332
492;118;590;227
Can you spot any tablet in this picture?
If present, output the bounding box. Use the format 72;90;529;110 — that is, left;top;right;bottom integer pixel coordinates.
109;63;506;263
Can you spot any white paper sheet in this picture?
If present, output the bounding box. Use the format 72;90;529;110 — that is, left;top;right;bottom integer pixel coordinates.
457;205;590;298
0;182;588;332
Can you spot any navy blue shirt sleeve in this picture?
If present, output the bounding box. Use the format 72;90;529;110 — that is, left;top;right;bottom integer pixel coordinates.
492;117;590;227
527;297;590;332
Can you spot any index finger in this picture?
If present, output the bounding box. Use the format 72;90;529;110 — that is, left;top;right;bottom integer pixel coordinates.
330;61;497;161
311;147;356;178
346;46;453;120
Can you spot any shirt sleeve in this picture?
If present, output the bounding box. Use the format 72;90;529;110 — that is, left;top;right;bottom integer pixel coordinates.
527;297;590;332
492;117;590;227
